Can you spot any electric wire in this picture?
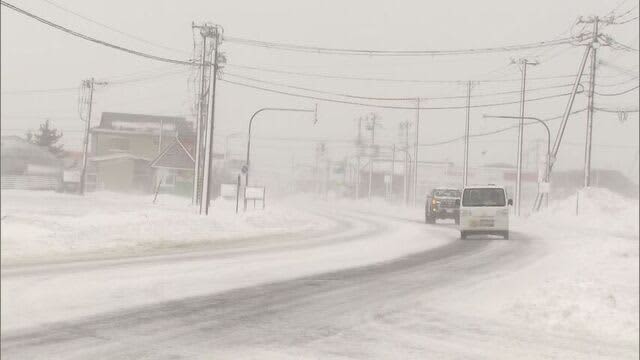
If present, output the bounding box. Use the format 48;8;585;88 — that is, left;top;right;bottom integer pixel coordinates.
225;63;587;84
594;85;639;96
221;71;581;101
38;0;189;55
0;1;197;66
219;76;583;110
223;35;577;56
419;109;588;147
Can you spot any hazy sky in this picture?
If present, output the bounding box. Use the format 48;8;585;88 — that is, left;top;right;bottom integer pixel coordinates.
1;0;638;178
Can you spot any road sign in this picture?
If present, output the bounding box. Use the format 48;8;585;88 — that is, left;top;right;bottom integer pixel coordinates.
241;165;248;174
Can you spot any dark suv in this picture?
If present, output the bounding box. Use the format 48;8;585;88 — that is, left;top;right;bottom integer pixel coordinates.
425;188;461;224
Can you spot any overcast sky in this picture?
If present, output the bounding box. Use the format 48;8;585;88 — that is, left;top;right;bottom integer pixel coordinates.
1;0;638;178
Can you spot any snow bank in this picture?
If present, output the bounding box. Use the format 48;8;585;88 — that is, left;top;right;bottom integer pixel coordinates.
532;187;639;238
457;187;639;344
1;190;333;264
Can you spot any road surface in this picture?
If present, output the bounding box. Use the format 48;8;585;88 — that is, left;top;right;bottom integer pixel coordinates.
1;206;635;359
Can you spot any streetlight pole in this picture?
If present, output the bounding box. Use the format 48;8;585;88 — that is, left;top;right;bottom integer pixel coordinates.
244;107;317;210
483;114;550;210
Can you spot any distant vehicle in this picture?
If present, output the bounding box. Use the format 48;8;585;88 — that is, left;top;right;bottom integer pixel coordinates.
425;188;461;224
458;185;512;239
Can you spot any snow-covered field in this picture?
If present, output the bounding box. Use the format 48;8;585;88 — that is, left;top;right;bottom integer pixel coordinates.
423;188;639;350
1;188;637;358
316;189;640;350
0;190;334;264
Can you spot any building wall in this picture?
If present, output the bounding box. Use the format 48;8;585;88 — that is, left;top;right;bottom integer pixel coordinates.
93;133;174;159
95;158;135;192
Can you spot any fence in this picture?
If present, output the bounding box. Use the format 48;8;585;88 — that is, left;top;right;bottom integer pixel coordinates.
1;175;60;190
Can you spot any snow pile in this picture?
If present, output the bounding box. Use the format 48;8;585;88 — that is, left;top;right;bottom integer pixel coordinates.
0;190;333;264
532;187;639;238
509;187;639;343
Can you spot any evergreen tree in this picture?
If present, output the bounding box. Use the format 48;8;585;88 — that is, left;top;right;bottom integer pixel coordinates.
26;119;64;155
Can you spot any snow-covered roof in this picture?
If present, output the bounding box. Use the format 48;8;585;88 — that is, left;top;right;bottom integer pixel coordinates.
96;112;192;136
89;153;151;162
150;138;194;170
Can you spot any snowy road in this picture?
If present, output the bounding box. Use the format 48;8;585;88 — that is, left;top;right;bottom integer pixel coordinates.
1;206;636;359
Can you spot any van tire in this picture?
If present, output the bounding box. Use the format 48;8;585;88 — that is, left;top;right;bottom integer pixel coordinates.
460;231;467;240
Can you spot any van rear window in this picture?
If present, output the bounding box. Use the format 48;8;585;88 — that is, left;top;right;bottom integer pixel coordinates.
462;188;506;207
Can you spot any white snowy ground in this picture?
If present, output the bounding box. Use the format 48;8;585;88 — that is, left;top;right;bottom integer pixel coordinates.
1;188;638;358
0;190;333;265
334;188;640;351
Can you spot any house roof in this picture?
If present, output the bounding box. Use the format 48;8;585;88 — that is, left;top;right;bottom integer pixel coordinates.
150;137;194;170
90;153;152;162
1;136;62;166
95;112;193;137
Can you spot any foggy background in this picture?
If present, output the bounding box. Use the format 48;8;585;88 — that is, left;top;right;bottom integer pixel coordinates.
2;0;638;187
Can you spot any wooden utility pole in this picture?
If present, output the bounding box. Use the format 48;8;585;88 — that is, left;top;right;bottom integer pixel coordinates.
413;98;420;207
79;78;106;195
199;24;221;215
192;25;209;205
463;81;471;188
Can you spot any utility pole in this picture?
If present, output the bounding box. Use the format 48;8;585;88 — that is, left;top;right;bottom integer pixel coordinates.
463;81;471;187
401;120;410;205
355;117;362;200
368;114;377;201
79;78;106;195
192;25;209;205
581;16;607;188
515;58;538;216
390;144;396;201
413;98;420;207
198;24;222;215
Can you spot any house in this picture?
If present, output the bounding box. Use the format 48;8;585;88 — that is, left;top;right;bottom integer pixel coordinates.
89;112;193;193
150;137;195;196
1;136;63;190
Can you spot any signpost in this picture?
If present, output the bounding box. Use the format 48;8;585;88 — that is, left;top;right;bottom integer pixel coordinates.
244;186;266;210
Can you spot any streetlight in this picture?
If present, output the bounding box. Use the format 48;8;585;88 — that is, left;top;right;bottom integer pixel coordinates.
483;114;551;212
244;106;317;209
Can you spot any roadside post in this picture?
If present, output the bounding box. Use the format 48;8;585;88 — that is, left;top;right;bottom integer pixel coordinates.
236;174;241;213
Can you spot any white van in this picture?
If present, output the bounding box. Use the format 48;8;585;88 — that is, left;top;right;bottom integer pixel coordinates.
458;185;512;239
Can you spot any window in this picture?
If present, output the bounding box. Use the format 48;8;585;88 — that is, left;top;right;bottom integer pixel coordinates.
462;188;506;207
109;137;130;151
434;189;461;197
163;174;176;186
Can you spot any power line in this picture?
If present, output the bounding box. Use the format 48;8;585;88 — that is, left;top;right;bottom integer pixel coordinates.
594;85;639;96
614;15;639;24
225;63;587;84
2;68;190;95
38;0;188;55
0;1;196;66
420;109;588;147
223;35;577;57
222;71;580;101
219;76;583;110
594;106;639;113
